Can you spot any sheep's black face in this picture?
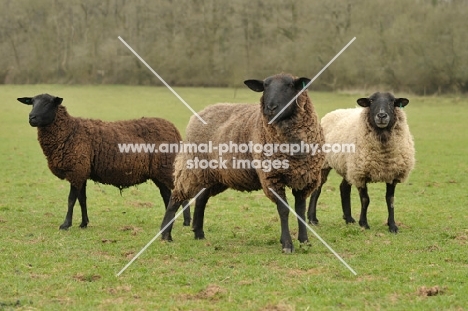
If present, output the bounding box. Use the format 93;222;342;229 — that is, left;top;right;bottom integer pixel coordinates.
244;74;311;123
357;92;409;130
17;94;63;127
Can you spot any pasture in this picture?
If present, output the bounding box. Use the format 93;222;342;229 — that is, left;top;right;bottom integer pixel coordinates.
0;85;467;310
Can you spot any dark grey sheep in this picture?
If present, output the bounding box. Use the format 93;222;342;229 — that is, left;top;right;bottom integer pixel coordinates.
160;73;325;253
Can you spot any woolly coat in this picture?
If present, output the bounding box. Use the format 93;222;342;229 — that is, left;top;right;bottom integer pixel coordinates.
37;105;182;190
171;91;325;202
321;107;415;188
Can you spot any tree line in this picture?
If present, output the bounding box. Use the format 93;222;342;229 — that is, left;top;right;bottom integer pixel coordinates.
1;0;467;94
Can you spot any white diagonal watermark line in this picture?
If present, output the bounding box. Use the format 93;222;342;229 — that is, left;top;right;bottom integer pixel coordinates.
268;37;356;124
268;188;357;276
116;188;206;277
118;36;207;125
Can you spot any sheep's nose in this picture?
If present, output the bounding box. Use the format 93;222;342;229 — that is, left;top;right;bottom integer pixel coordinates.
268;104;278;111
29;115;39;126
377;112;388;119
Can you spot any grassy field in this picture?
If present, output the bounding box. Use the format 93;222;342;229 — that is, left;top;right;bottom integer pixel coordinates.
0;85;467;310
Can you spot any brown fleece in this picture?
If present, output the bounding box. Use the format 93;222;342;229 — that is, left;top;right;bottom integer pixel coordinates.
171;81;325;202
37;105;182;190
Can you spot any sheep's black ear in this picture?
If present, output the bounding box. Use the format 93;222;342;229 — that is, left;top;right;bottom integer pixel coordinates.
294;77;311;91
54;97;63;105
244;79;264;92
17;97;33;105
395;98;409;108
357;98;371;107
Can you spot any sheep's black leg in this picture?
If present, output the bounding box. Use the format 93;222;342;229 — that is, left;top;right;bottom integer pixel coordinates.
77;181;89;228
386;182;398;233
160;197;182;241
181;201;191;226
192;190;210;240
358;184;370;229
154;180;191;226
340;179;355;224
60;184;79;230
157;182;172;208
308;167;331;225
275;190;294;253
292;189;309;244
307;186;322;225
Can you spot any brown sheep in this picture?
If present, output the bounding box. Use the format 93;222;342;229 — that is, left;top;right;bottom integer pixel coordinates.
18;93;190;229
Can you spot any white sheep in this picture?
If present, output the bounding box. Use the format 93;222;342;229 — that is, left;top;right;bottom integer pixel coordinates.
308;92;415;232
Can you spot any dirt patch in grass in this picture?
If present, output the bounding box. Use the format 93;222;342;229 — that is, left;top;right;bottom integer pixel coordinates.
120;225;143;236
196;284;226;300
417;285;444;297
51;297;73;306
101;238;117;243
179;284;227;301
261;302;295;311
122;251;135;260
0;300;22;308
107;285;132;295
129;201;153;208
73;273;101;282
454;231;467;244
29;272;51;279
287;267;323;277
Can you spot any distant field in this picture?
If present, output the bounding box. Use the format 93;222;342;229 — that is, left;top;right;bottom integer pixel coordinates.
1;85;467;310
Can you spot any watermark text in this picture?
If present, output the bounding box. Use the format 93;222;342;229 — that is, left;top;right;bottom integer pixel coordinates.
117;141;355;156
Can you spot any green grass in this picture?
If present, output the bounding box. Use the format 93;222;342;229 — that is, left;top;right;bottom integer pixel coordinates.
1;85;467;310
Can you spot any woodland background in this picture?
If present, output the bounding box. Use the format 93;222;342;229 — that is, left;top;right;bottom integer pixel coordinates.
1;0;467;94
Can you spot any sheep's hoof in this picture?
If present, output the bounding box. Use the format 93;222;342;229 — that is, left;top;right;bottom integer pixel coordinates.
282;247;293;254
343;216;356;224
194;230;205;240
79;223;88;228
388;224;399;233
309;219;319;226
281;240;294;254
299;240;311;247
183;220;191;226
161;232;173;241
59;223;71;230
359;221;370;229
